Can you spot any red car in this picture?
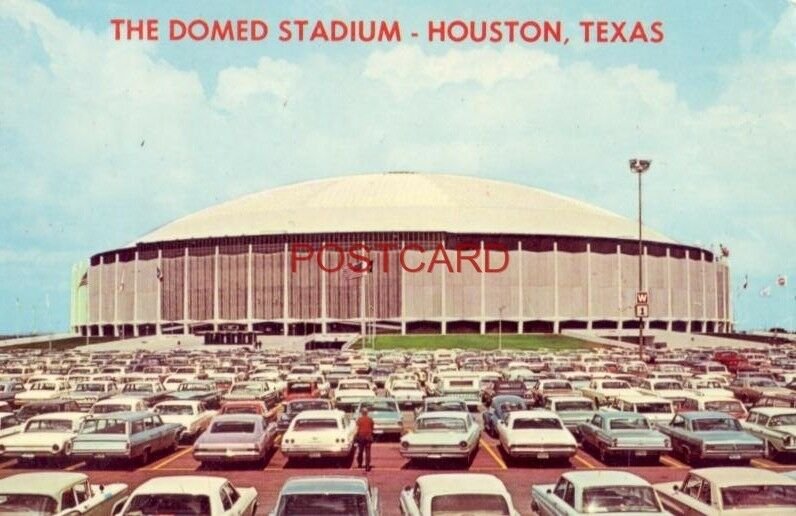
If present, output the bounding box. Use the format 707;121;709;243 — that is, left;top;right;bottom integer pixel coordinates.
283;380;320;402
713;351;749;373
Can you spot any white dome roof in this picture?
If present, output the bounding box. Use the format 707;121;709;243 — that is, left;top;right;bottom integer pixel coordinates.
135;173;675;244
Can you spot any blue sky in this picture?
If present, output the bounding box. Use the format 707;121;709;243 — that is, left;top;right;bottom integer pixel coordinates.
1;0;794;333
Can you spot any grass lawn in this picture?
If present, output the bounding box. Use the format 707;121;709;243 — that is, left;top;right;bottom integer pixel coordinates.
1;336;116;351
354;333;592;351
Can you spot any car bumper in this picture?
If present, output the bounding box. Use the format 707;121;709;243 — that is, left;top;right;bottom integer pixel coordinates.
193;449;263;462
399;446;472;459
373;423;403;435
700;448;763;460
0;448;67;458
281;447;352;458
505;446;577;459
604;445;671;456
70;449;131;459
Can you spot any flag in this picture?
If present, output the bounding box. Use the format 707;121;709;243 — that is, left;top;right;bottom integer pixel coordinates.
719;244;730;258
760;286;772;297
742;274;748;290
777;275;788;287
78;272;88;287
629;159;651;173
156;267;163;282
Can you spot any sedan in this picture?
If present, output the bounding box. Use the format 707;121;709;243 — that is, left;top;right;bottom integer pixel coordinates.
400;411;480;464
193;414;277;465
119;475;258;516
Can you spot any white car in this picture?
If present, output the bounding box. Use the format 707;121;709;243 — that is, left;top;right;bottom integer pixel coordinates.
90;396;148;415
163;373;196;391
532;470;669;516
280;409;356;460
636;379;692;407
400;473;520;516
0;412;86;460
333;378;377;411
581;379;638;407
496;409;577;460
742;406;796;458
387;380;426;407
14;380;72;406
655;467;796;515
153;400;216;442
0;472;127;516
119;476;257;516
400;411;480;463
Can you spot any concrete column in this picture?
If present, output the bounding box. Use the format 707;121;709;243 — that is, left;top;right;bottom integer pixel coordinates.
480;240;486;334
320;242;327;335
247;244;253;332
113;254;119;337
440;241;446;335
99;256;104;336
586;243;592;330
553;241;560;333
282;242;289;336
517;241;523;334
701;252;707;329
724;265;731;332
133;251;139;336
183;248;189;334
400;240;406;335
213;246;220;330
616;245;622;332
685;251;692;332
156;249;162;335
666;248;672;331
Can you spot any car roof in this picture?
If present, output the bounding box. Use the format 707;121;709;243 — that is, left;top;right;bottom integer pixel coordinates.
156;400;202;407
293;409;344;419
417;411;468;419
98;396;141;404
416;474;508;496
562;470;650;488
749;406;796;416
28;412;85;422
549;396;593;403
91;411;153;421
599;411;646;419
690;467;796;487
679;411;734;420
280;476;368;495
133;475;228;495
210;413;262;422
509;409;558;419
0;472;86;494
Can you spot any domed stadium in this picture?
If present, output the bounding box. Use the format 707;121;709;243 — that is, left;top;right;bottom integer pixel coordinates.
70;173;731;340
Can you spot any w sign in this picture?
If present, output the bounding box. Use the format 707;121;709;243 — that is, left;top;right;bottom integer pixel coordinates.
636;291;649;304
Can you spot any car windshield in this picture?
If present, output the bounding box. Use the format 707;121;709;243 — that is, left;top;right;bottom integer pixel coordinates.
692;417;740;431
124;384;153;392
430;494;509;516
231;384;262;392
293;419;339;431
448;380;475;387
25;419;73;432
157;405;194;416
220;406;259;415
125;494;211;515
339;383;369;391
416;417;466;432
179;383;209;391
769;414;796;426
287;401;329;413
288;383;312;393
582;486;661;513
0;494;58;515
425;402;465;412
654;381;682;390
721;485;796;508
358;401;397;413
81;418;126;434
602;382;629;389
29;383;57;391
635;403;672;414
750;379;777;387
76;383;106;392
497;401;525;412
543;382;571;390
210;421;254;433
392;383;417;391
704;400;744;413
93;404;130;414
512;417;562;430
609;417;650;430
277;493;369;516
555;401;594;411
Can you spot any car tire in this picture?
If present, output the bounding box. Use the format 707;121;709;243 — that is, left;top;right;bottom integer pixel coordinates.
139;448;150;466
598;444;609;464
764;440;777;460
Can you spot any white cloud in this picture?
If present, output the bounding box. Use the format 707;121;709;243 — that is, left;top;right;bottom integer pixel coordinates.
213;57;302;110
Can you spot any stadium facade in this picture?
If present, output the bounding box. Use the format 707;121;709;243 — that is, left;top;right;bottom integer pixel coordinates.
70;173;731;337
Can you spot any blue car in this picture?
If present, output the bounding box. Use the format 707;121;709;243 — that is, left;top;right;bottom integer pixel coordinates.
658;411;764;465
482;395;527;437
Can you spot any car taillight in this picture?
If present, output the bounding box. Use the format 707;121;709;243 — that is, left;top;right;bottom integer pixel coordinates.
459;441;468;448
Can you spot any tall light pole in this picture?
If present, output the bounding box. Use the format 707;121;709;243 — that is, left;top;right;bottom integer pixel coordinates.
629;159;651;362
498;305;506;351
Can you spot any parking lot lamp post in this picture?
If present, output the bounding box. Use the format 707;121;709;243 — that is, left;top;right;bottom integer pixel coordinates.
629;159;651;362
498;305;506;351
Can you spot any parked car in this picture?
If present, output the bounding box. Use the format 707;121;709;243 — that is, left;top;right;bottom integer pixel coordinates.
270;476;380;516
120;475;257;516
153;400;216;442
658;411;763;465
399;473;519;516
483;395;528;437
481;380;530;407
65;381;119;411
578;411;671;463
222;381;280;408
532;470;668;516
70;411;182;465
333;378;378;412
655;467;796;515
277;399;332;432
679;394;747;420
193;413;278;465
16;399;82;422
280;409;356;460
531;379;576;406
609;394;676;425
543;396;597;436
0;412;86;461
742;406;796;459
283;380;320;402
386;379;426;408
581;379;638;407
355;398;404;438
14;380;72;407
416;397;468;414
729;377;792;405
163;380;223;409
119;381;169;407
400;411;480;464
0;381;25;407
218;400;272;419
0;472;128;516
0;412;22;439
89;396;148;415
495;409;577;461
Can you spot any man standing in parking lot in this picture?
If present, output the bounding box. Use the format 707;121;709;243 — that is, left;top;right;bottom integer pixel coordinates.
355;407;374;471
